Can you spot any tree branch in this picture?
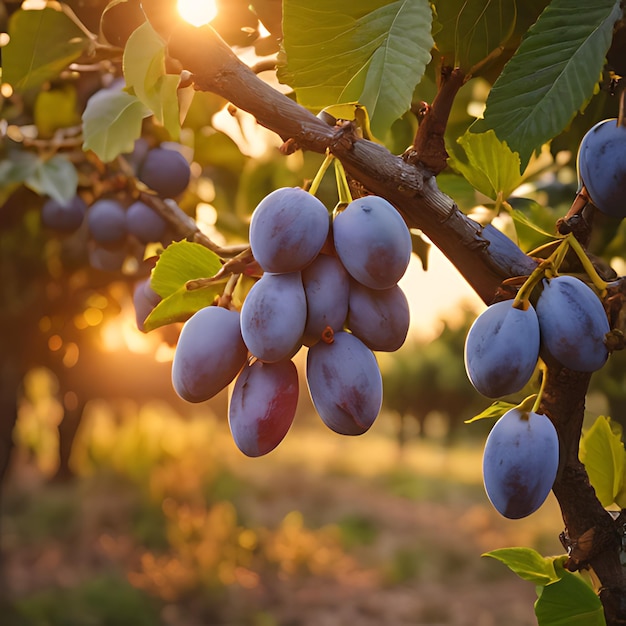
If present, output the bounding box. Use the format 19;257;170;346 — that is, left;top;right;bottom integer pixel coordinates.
141;9;626;623
155;20;537;304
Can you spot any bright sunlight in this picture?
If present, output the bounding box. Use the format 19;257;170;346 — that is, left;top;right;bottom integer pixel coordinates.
177;0;218;27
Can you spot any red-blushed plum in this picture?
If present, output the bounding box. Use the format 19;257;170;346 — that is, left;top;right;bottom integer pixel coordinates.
126;200;167;243
536;275;609;372
306;331;382;435
347;281;410;352
41;195;86;232
464;300;540;398
138;147;191;198
87;198;127;244
172;306;248;403
228;358;298;457
302;253;350;346
332;195;412;289
249;187;329;273
577;118;626;218
482;408;559;519
240;271;306;362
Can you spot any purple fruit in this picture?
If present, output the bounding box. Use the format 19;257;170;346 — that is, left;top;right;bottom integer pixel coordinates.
347;281;410;352
482;408;559;519
577;118;626;217
464;300;540;398
41;195;86;232
249;187;330;273
240;271;306;362
302;253;350;345
138;147;191;198
306;331;382;435
126;200;167;243
87;198;127;244
172;306;248;402
333;195;412;289
536;275;609;372
133;277;161;332
228;359;298;457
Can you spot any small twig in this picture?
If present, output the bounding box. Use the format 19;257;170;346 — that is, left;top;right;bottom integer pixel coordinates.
137;192;249;258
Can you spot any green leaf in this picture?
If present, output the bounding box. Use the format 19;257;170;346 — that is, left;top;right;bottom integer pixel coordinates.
472;0;622;168
449;130;522;200
278;0;433;138
506;197;560;242
144;285;225;331
465;400;516;424
580;415;625;507
535;562;606;626
0;151;39;204
82;89;151;163
24;155;78;204
150;240;223;298
34;86;81;138
483;547;562;586
145;241;225;331
432;0;517;73
3;8;88;93
123;22;181;139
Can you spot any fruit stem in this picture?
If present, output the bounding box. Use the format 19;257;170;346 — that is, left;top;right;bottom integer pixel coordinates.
511;256;555;309
334;158;353;206
619;87;626;128
532;362;548;413
566;233;609;298
308;151;335;197
511;236;571;309
516;393;538;415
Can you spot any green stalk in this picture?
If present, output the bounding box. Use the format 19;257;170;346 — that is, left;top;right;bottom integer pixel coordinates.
566;234;609;297
334;158;353;206
308;151;334;197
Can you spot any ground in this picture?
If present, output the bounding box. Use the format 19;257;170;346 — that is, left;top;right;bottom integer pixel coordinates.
1;391;566;626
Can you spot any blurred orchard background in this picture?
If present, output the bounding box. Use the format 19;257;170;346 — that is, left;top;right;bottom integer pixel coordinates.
1;0;623;624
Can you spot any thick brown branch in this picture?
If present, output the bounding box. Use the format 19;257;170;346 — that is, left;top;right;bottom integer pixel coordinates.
156;21;537;303
540;365;626;625
404;65;467;174
142;10;626;623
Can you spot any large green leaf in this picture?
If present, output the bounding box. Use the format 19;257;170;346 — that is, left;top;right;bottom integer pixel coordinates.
82;89;151;162
485;548;606;626
24;155;78;204
535;563;606;626
579;415;625;507
3;8;88;93
277;0;433;138
448;129;522;201
472;0;622;168
144;240;225;331
123;22;181;139
433;0;517;73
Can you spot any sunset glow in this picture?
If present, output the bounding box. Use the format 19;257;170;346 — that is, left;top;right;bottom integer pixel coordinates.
177;0;218;27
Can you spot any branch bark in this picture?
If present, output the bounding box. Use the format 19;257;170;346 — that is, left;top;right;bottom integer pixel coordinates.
143;12;626;624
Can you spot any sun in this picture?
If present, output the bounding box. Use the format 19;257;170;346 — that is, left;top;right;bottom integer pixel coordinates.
177;0;218;27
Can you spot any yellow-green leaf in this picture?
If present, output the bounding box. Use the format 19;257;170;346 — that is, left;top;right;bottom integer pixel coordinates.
465;400;516;424
150;240;223;298
3;8;88;93
123;21;181;139
580;415;625;507
449;130;522;201
483;547;562;586
82;89;150;162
